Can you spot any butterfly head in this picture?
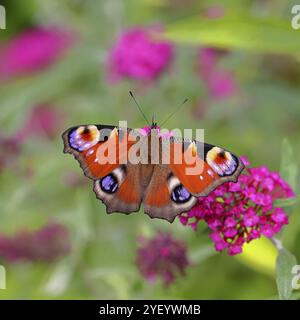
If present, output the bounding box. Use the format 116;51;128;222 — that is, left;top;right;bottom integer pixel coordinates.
140;124;160;136
151;122;159;130
151;114;159;129
140;115;160;136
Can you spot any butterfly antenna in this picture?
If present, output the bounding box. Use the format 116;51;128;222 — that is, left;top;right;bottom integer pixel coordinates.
160;98;189;127
129;91;151;126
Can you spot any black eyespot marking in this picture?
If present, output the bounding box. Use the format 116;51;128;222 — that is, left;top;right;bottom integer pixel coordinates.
83;126;90;134
167;172;174;180
219;149;226;158
171;184;191;203
68;125;100;151
120;164;127;174
100;174;118;193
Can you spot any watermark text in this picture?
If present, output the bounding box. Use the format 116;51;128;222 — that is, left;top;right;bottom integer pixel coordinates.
292;265;300;290
0;265;6;289
0;5;6;30
291;5;300;29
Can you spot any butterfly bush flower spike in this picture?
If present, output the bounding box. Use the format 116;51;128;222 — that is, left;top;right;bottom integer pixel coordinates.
136;232;189;286
0;223;71;263
198;47;237;100
0;134;21;171
180;157;294;255
0;26;74;80
107;26;174;82
16;105;62;140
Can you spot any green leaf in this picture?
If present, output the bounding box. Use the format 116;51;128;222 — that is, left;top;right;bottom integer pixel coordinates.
276;248;297;300
280;139;299;193
164;11;300;58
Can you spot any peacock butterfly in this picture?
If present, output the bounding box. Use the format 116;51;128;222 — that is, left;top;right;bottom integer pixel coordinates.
62;121;244;222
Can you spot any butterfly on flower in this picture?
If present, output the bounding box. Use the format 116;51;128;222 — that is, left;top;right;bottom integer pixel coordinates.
62;95;244;222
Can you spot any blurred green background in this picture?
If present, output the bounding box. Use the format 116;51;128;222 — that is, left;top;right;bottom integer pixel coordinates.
0;0;299;299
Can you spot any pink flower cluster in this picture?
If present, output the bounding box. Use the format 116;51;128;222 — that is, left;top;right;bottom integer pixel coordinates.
0;223;71;263
180;157;294;255
16;105;62;140
0;135;20;171
107;27;173;82
136;232;189;286
0;105;61;172
140;125;174;138
0;27;73;80
198;47;237;99
106;23;238;101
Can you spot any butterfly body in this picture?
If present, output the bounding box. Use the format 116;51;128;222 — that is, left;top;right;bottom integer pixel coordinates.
62;124;244;222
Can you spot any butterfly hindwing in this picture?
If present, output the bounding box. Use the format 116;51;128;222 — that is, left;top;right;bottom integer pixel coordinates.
143;164;197;222
93;164;144;214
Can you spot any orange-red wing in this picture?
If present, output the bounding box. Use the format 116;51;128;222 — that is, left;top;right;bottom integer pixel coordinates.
169;140;244;197
62;125;137;180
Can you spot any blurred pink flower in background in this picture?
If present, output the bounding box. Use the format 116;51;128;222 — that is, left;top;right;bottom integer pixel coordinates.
136;232;189;286
16;105;63;140
0;26;74;80
180;157;294;255
0;105;62;172
107;26;174;82
198;47;237;100
0;222;71;263
0;134;21;172
206;69;237;99
202;4;225;19
61;170;88;187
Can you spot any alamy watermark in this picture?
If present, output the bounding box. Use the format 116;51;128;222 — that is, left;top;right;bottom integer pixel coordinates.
291;5;300;29
0;265;6;289
292;265;300;290
0;5;6;30
67;121;239;177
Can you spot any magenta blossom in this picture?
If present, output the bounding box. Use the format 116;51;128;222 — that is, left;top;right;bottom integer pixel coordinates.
0;134;21;172
0;26;74;79
140;125;173;138
206;69;237;99
136;232;189;286
107;26;174;82
15;105;62;140
202;5;225;19
198;47;237;99
0;222;71;263
61;170;88;187
180;157;294;255
0;105;61;172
